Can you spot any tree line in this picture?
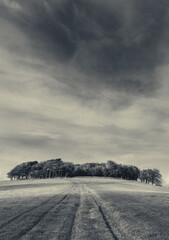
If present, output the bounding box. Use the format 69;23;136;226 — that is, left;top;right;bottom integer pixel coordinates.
7;158;162;186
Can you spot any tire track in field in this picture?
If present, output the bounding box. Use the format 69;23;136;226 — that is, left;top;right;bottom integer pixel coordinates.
0;184;75;240
0;184;72;230
15;184;76;240
70;184;117;240
21;183;81;240
69;184;85;240
65;185;81;240
85;184;119;240
65;201;80;240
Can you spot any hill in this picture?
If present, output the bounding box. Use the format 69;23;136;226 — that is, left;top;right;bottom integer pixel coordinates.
7;158;162;186
0;177;168;240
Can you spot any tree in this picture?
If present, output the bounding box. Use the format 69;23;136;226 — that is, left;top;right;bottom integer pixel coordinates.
148;169;162;186
139;170;149;183
7;161;38;180
7;159;162;186
106;161;119;177
139;169;162;186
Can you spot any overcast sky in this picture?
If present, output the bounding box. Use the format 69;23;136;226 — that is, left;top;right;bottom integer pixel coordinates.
1;0;169;183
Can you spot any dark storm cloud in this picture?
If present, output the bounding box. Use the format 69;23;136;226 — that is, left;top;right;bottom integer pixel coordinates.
1;0;169;95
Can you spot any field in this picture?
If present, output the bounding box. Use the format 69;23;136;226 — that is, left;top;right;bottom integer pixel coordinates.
0;178;169;240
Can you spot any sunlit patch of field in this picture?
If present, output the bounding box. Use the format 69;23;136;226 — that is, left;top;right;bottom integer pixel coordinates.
0;178;70;198
77;177;169;193
0;178;169;240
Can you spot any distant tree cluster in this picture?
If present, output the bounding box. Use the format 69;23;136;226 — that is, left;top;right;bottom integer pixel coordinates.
7;159;162;186
139;169;162;186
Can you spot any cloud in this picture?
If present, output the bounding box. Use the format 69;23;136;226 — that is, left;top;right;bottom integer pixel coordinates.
1;0;22;11
1;0;169;181
1;0;169;96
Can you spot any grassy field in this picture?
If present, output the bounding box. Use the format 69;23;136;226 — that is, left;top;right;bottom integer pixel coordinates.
0;178;169;240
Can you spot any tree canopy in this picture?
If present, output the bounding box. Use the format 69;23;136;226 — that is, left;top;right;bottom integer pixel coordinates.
7;158;162;186
139;169;162;186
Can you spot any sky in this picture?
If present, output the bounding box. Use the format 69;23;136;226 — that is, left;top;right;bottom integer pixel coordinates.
1;0;169;183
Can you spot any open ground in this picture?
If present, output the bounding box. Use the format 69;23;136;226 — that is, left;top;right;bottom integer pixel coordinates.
0;178;169;240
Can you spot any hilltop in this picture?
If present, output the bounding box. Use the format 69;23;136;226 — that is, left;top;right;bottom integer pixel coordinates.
7;158;162;186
